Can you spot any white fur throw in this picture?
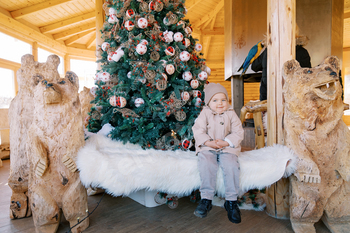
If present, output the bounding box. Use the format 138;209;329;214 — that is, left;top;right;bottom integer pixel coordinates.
77;134;297;198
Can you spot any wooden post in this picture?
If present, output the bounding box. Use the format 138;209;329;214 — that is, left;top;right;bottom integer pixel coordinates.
32;42;38;61
64;54;70;74
96;0;104;70
265;0;295;219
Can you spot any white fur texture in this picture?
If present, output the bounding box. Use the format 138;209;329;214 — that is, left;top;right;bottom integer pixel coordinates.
77;134;297;198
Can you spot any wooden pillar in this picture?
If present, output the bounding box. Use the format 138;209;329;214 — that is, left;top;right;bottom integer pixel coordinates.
32;42;38;61
64;54;70;74
96;0;104;70
265;0;295;219
224;0;267;115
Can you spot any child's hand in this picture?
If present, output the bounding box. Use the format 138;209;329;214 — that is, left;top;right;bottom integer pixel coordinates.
215;139;229;148
204;140;222;149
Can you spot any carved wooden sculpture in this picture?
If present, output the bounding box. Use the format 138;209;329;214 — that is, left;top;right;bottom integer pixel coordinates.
8;54;40;219
283;56;350;233
27;55;89;233
79;87;94;126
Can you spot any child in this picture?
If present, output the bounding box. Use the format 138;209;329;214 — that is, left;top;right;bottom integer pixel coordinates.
192;83;244;224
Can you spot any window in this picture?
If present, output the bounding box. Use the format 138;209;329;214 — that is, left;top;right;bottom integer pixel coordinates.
70;59;97;92
0;68;15;108
0;32;32;63
38;48;64;76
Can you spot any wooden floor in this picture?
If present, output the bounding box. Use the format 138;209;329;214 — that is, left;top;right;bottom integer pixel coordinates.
0;159;331;233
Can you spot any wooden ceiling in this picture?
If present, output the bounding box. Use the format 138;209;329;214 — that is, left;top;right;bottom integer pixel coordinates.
0;0;348;61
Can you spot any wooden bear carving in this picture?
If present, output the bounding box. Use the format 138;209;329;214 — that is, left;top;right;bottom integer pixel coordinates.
27;55;89;233
8;54;47;219
283;56;350;233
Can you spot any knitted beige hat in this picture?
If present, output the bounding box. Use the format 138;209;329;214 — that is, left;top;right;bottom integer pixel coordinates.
204;83;229;105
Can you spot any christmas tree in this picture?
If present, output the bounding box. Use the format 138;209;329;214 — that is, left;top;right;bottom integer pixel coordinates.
87;0;211;151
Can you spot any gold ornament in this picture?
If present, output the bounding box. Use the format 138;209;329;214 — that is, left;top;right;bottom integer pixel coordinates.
139;1;149;13
113;108;140;118
150;51;160;61
145;70;156;83
156;79;167;91
154;1;164;12
91;111;102;120
175;111;186;121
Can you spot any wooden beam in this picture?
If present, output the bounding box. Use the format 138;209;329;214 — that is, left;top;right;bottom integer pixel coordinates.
96;0;105;69
201;28;224;36
53;22;96;40
203;36;211;59
345;11;350;19
193;0;224;27
86;34;96;49
64;30;95;46
186;0;202;12
40;11;96;34
0;11;67;55
67;47;96;60
10;0;74;19
344;47;350;51
32;42;38;61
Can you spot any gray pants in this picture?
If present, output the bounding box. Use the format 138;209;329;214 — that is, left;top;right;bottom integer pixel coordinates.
198;150;240;201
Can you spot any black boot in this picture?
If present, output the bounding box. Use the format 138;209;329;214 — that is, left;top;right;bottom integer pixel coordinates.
224;200;241;224
194;199;212;218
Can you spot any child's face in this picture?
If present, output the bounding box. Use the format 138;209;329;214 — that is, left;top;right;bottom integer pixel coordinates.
208;93;229;114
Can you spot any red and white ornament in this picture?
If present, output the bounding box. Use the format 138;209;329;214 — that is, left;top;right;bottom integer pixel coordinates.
182;139;192;149
165;46;175;56
176;20;185;28
165;64;175;75
100;72;111;82
205;66;211;75
195;43;203;52
95;72;102;81
183;38;191;48
110;96;127;108
182;71;192;81
179;51;191;62
125;20;134;31
139;78;146;84
198;71;208;81
163;31;174;43
90;86;98;97
174;32;183;42
193;90;202;98
109;8;116;15
149;1;156;11
111;48;124;62
108;14;118;24
161;73;168;80
140;39;148;45
195;97;202;107
190;79;199;89
184;26;192;35
126;9;135;18
127;71;132;79
137;18;148;29
101;42;110;51
136;43;147;55
107;52;113;62
181;91;190;101
134;98;145;107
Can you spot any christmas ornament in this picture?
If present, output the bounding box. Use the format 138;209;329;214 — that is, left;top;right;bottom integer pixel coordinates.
137;18;148;29
173;32;183;42
175;111;186;121
161;73;168;80
108;14;118;24
113;108;140;118
165;46;175;56
109;8;115;15
154;192;167;204
167;196;179;209
198;71;208;81
193;90;202;98
101;42;110;51
182;71;192;81
181;91;190;101
195;44;203;52
150;51;160;61
185;26;192;35
136;43;147;55
165;64;175;75
140;39;148;45
90;86;98;97
95;105;103;111
107;52;113;62
183;38;190;48
149;1;156;11
127;71;132;79
195;97;202;107
176;20;185;28
100;72;111;82
125;20;134;31
145;70;156;83
111;48;125;62
163;31;174;43
134;98;145;107
160;60;167;67
182;139;192;149
126;9;135;18
190;79;199;89
95;72;102;81
179;51;190;62
156;79;167;91
139;78;146;84
110;96;127;108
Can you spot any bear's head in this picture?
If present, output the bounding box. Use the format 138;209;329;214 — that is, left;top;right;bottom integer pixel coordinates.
283;56;343;131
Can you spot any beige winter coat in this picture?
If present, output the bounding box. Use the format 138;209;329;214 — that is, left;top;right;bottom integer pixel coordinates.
192;106;244;155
